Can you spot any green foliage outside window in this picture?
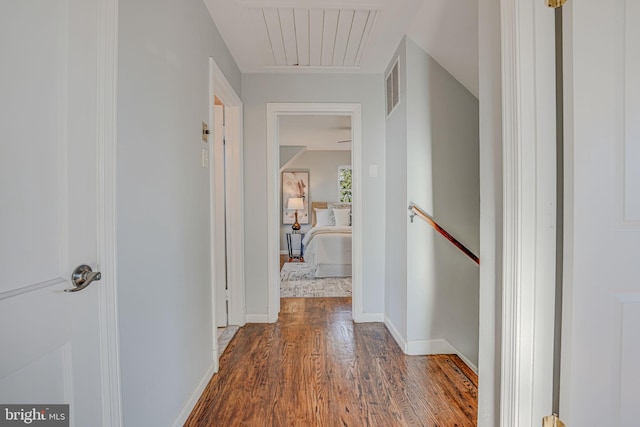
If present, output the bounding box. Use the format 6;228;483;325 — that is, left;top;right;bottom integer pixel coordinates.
339;167;352;202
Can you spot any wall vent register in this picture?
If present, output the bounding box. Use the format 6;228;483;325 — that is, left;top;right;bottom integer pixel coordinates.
386;58;399;116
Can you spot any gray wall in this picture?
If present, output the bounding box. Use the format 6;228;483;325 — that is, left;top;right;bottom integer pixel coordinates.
384;38;409;341
279;146;306;169
406;37;479;363
280;150;352;251
385;37;480;366
242;73;386;317
116;0;241;424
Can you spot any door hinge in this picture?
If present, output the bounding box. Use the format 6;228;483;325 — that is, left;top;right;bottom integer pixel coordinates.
546;0;567;8
542;414;566;427
225;289;230;301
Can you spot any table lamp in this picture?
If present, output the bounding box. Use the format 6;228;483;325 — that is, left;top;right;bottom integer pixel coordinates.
287;197;304;232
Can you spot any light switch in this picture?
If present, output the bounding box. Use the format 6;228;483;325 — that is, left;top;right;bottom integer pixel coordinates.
369;164;378;178
202;148;209;168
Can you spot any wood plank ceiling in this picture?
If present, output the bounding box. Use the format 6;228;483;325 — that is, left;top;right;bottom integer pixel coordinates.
261;8;378;68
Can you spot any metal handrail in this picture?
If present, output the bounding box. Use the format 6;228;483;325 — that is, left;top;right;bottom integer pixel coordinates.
408;203;480;265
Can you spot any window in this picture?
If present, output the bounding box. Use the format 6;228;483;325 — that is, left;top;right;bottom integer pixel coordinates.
338;166;352;202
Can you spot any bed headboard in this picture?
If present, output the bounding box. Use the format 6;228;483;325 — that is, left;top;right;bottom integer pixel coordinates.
310;201;352;226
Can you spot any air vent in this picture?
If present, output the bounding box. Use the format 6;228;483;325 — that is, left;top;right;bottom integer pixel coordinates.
386;58;399;116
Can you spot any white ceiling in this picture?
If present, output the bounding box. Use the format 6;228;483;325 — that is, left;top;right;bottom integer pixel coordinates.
279;115;352;151
261;8;378;68
204;0;478;96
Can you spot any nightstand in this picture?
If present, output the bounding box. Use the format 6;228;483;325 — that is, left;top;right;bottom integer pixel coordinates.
286;232;305;262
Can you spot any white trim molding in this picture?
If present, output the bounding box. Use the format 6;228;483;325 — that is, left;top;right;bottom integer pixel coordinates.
245;314;270;323
171;360;218;427
266;103;363;323
385;314;478;374
358;312;384;323
384;315;407;352
500;0;557;426
96;0;123;425
224;103;246;327
407;339;478;374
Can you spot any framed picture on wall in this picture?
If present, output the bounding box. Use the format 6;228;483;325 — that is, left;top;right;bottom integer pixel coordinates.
282;171;309;225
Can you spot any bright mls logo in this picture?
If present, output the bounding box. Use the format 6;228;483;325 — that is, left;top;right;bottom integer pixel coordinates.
0;405;69;426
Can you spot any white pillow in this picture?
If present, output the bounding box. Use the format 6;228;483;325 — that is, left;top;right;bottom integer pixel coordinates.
328;202;351;225
315;208;331;226
333;209;351;226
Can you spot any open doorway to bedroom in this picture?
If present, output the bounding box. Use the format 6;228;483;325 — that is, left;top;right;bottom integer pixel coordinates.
266;103;363;323
278;115;353;300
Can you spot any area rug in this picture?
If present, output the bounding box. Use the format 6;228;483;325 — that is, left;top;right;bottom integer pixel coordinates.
280;263;352;298
217;325;239;356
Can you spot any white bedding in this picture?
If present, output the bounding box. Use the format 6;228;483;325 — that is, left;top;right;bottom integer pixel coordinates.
302;226;352;278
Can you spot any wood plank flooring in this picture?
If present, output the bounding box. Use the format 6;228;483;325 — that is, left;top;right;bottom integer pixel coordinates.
186;298;477;426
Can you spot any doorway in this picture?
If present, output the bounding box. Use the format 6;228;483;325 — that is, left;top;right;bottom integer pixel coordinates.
278;115;353;300
208;58;245;363
266;103;363;322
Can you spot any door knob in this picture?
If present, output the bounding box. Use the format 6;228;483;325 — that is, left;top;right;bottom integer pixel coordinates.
65;265;102;293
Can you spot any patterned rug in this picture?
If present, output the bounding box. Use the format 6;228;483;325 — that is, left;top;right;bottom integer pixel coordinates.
217;325;239;356
280;263;352;298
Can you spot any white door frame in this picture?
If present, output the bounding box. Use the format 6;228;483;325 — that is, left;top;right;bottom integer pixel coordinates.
97;0;123;425
266;103;363;322
496;1;558;426
208;58;246;362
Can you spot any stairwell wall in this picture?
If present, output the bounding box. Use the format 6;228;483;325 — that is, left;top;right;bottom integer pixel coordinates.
385;37;480;368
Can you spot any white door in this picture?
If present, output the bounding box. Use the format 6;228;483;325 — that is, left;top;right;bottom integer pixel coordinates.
0;1;108;425
213;104;228;327
560;1;640;425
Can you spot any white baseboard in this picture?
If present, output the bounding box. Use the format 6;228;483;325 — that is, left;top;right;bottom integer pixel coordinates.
406;338;478;374
382;317;477;373
171;357;218;427
406;338;453;355
354;312;384;323
245;313;270;323
384;315;408;353
445;342;478;374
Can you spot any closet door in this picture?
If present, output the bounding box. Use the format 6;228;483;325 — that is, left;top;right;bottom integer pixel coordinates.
0;1;108;425
560;1;640;425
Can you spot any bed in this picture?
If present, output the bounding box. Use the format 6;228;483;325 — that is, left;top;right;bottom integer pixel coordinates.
302;202;352;278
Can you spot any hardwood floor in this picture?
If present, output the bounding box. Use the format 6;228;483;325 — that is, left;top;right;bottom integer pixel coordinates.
186;298;478;426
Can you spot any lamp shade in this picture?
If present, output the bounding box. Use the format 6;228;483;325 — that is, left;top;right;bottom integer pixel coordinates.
287;197;304;210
